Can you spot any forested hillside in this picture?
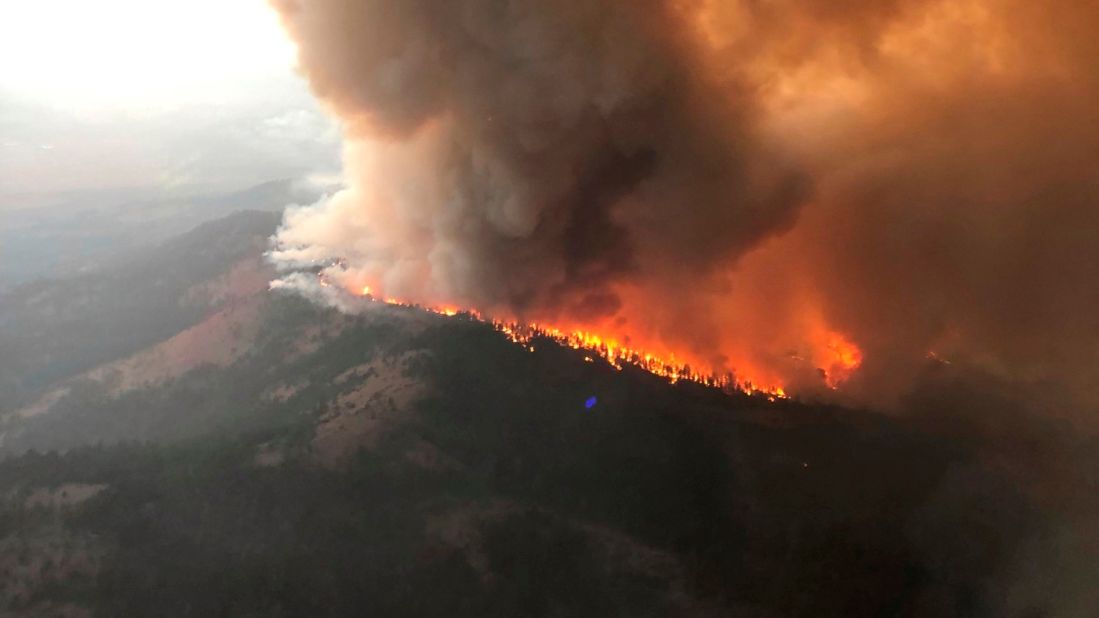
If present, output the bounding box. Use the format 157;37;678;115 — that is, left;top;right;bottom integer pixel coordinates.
0;212;1095;617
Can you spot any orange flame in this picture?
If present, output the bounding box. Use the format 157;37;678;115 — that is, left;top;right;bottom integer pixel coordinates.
351;283;796;399
819;332;863;388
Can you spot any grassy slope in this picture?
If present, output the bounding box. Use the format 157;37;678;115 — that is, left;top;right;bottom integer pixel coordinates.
0;210;280;413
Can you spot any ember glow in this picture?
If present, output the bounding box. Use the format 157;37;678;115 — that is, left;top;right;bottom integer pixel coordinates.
349;283;790;398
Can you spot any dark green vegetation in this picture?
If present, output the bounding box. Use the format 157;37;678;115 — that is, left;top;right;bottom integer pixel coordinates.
1;211;1095;617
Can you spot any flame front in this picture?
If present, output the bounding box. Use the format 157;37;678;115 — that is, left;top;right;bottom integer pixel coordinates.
350;283;803;399
268;0;1099;417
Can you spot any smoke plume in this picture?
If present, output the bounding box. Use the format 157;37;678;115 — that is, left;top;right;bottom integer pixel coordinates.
269;0;1099;418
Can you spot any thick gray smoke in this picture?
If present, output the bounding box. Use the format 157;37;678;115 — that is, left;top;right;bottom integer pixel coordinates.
268;5;1099;609
269;0;1099;421
268;0;807;320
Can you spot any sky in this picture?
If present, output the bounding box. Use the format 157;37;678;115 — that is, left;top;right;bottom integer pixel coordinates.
0;0;340;201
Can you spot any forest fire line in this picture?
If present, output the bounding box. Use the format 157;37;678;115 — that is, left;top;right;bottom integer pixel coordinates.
268;0;1099;419
355;285;789;400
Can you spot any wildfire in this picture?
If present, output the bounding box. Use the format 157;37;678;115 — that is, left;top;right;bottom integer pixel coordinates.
820;332;863;388
352;285;792;400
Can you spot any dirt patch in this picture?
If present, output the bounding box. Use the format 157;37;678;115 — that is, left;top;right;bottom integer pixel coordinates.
10;294;266;420
281;317;355;364
262;381;308;404
183;256;273;306
577;521;696;604
24;484;107;510
84;295;265;393
423;500;517;582
7;258;272;422
404;438;463;472
9;389;68;419
253;442;288;468
0;529;103;613
423;501;709;613
311;351;429;467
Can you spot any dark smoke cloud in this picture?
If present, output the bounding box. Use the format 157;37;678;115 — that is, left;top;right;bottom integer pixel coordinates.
269;0;807;318
269;0;1099;421
707;0;1099;412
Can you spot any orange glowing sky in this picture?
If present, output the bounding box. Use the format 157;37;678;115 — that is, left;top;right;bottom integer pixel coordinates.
269;0;1099;415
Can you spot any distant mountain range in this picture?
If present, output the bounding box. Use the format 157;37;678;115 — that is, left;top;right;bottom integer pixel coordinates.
0;178;335;289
